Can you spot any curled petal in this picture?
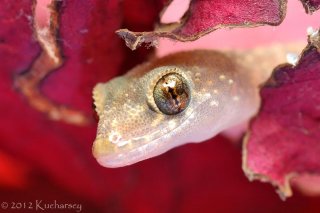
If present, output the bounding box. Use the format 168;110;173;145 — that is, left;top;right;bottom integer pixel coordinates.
300;0;320;14
243;28;320;199
117;0;287;50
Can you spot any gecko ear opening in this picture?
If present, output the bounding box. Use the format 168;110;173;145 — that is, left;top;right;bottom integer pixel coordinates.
153;73;191;115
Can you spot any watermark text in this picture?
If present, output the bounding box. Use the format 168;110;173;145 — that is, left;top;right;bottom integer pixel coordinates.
1;200;82;212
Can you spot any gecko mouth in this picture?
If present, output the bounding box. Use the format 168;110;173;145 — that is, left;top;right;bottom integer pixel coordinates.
93;95;211;168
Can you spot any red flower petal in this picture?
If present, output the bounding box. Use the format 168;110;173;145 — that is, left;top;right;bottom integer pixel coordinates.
0;0;40;188
117;0;287;50
300;0;320;13
243;30;320;199
1;0;41;74
41;0;165;117
0;0;164;203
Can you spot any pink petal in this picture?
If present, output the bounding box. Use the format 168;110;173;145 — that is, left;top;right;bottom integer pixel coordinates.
300;0;320;13
244;30;320;198
117;0;287;50
0;0;164;203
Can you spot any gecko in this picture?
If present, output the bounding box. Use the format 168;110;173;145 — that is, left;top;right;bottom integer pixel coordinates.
92;44;303;168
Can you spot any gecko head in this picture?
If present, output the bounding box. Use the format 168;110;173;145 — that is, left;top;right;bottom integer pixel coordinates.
92;65;215;168
91;50;247;168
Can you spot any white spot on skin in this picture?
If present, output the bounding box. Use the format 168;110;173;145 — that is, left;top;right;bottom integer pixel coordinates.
307;26;314;35
108;131;129;147
213;89;219;94
307;26;318;37
117;140;128;147
109;131;122;144
210;100;219;106
184;109;193;117
219;75;226;80
228;79;234;84
286;53;299;66
233;96;240;101
111;120;118;127
189;114;195;119
204;93;211;98
168;120;176;129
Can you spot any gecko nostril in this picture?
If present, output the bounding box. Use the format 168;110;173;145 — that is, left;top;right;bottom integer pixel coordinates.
153;73;190;115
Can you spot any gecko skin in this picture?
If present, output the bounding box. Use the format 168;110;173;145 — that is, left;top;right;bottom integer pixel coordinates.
92;47;301;168
93;50;257;168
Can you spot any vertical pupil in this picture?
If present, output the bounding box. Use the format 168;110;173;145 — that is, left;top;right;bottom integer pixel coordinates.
153;73;190;115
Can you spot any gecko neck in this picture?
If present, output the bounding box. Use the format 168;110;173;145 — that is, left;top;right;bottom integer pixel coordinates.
228;42;305;88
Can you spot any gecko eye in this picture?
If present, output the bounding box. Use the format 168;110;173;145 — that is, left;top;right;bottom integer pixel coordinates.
153;73;190;115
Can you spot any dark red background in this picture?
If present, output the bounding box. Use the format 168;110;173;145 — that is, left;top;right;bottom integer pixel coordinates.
1;0;320;212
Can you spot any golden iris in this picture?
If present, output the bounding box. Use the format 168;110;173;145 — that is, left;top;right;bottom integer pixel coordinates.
153;73;190;115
